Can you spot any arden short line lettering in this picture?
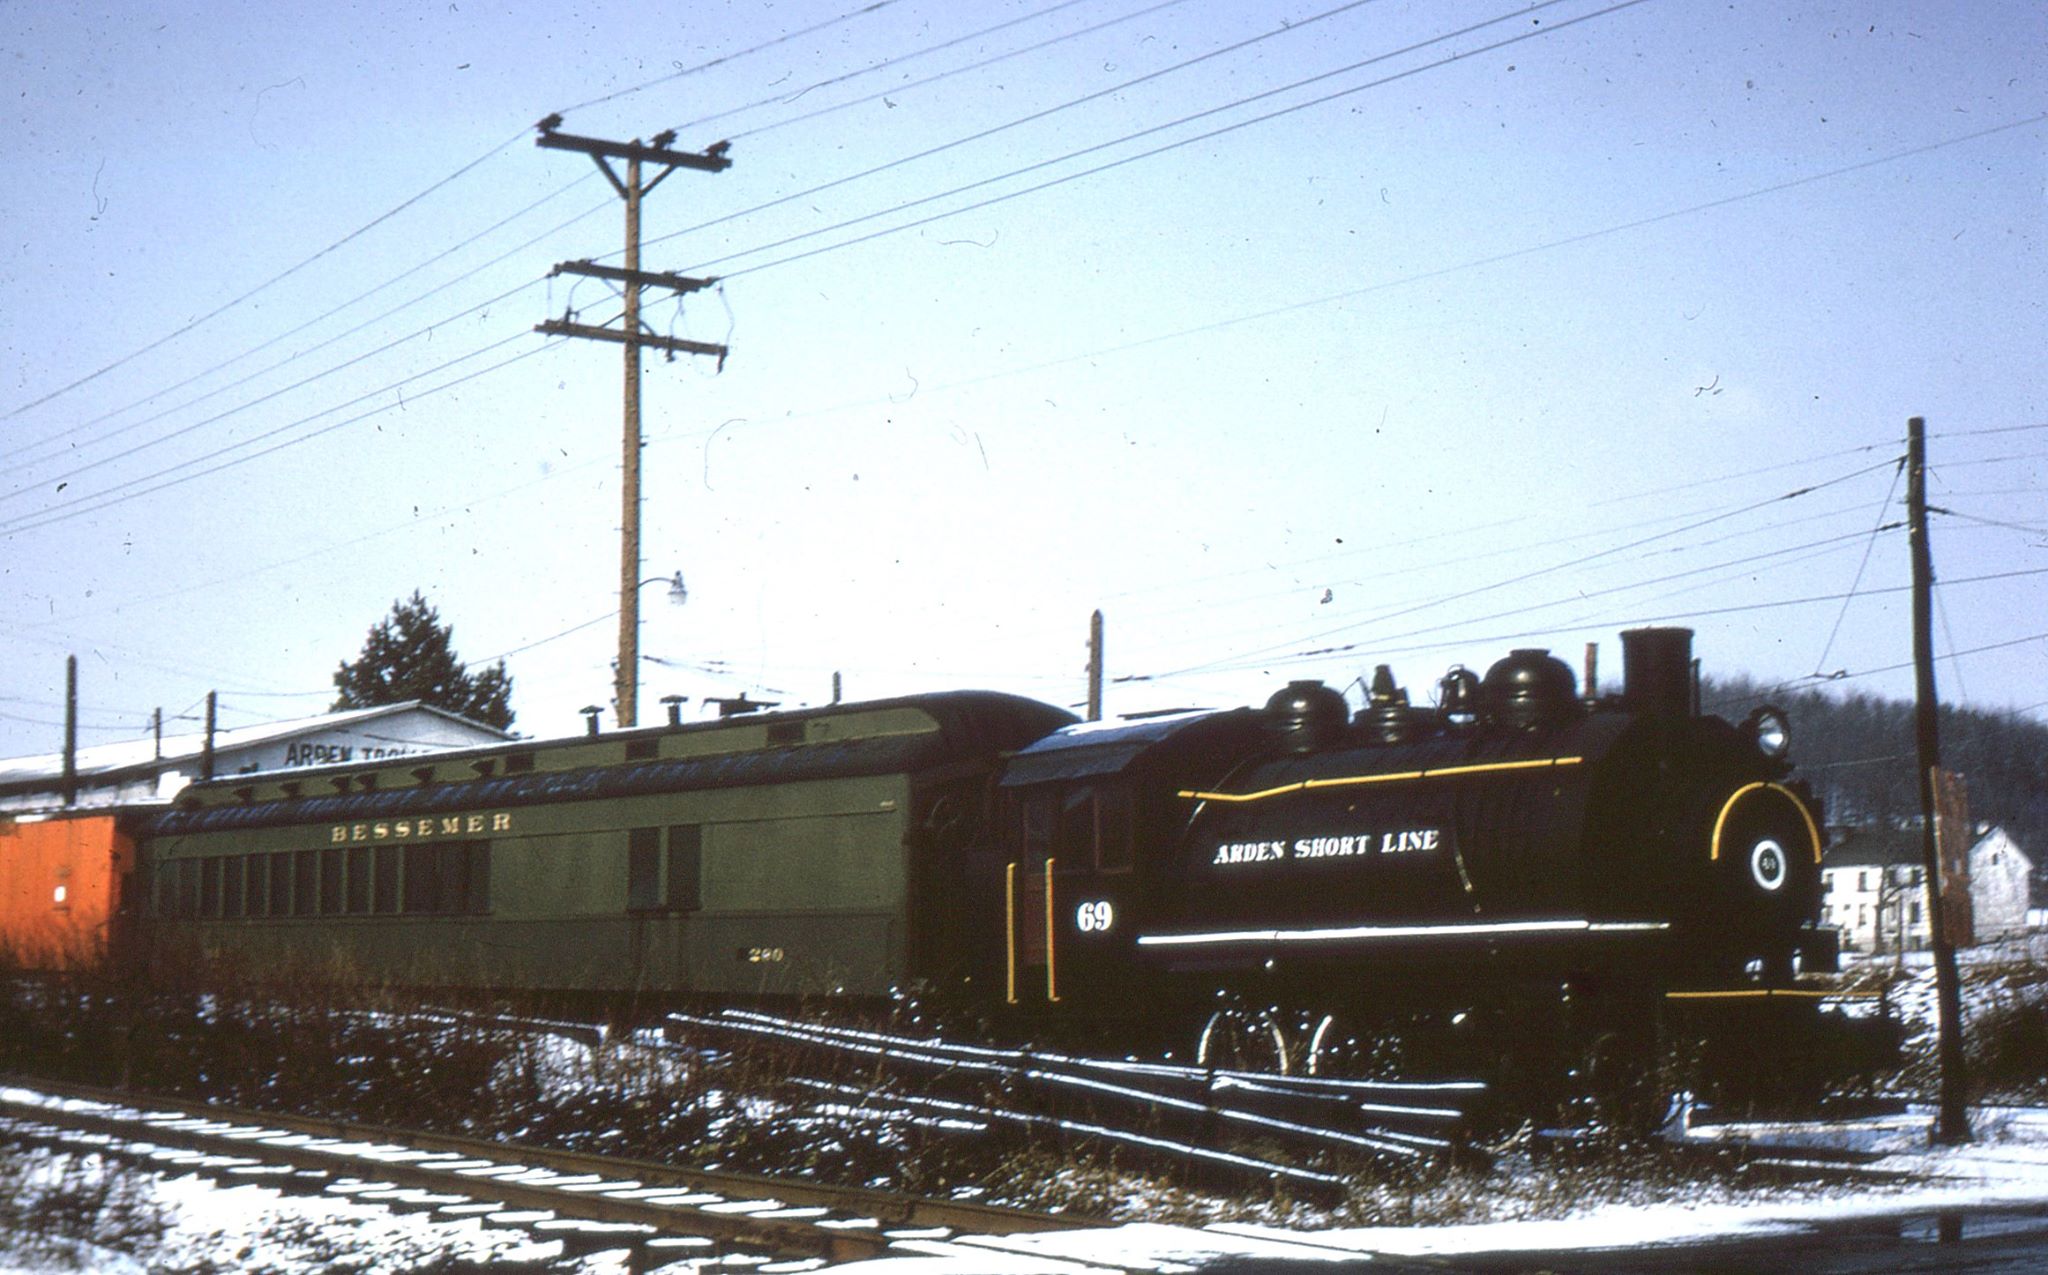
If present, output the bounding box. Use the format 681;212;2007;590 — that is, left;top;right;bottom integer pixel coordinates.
1210;827;1443;866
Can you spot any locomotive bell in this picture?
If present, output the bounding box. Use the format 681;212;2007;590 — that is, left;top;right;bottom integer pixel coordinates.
1359;663;1424;744
1480;649;1580;730
1437;666;1481;726
1265;680;1348;753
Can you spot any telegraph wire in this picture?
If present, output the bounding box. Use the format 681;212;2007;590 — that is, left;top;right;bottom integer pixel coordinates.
1324;527;1900;660
1941;421;2048;439
5;204;611;493
479;611;626;664
665;0;1585;272
632;0;1417;264
1134;569;2048;683
1935;583;1971;705
550;0;905;119
726;92;2044;291
718;0;1194;142
1932;448;2048;469
1118;484;1901;631
16;452;615;638
1811;455;1907;679
3;173;609;470
21;5;1985;547
1146;456;1902;680
0;273;554;508
3;128;532;422
1936;508;2048;538
1584;438;1901;511
1797;630;2048;692
1;2;1535;546
0;333;563;540
658;117;2044;454
3;0;905;437
1141;516;1896;674
8;0;1072;469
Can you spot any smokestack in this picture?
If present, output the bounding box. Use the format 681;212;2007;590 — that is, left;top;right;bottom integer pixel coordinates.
1620;628;1694;718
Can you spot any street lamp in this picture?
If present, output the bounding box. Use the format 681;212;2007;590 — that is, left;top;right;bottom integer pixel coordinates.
616;571;688;728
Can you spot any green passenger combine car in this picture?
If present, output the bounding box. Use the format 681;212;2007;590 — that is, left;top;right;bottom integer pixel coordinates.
136;693;1076;1003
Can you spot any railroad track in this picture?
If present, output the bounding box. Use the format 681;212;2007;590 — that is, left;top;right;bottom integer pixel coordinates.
669;1008;1491;1200
0;1075;1091;1269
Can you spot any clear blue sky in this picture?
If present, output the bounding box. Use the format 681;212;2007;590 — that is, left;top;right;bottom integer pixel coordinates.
2;0;2043;756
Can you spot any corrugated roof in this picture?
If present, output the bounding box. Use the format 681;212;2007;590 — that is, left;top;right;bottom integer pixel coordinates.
1825;826;1931;867
1000;710;1236;787
0;701;511;790
144;732;956;837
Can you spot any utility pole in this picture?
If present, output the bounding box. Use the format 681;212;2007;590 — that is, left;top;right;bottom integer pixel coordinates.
534;118;733;729
1086;610;1105;721
202;691;218;782
1907;414;1971;1145
61;655;78;806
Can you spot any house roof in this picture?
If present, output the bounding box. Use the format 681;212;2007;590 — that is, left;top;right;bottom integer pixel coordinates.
1824;826;1926;868
0;702;512;794
1823;824;2030;870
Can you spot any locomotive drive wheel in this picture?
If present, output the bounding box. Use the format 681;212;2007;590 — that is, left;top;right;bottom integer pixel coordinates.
1304;1012;1378;1078
1197;1003;1291;1074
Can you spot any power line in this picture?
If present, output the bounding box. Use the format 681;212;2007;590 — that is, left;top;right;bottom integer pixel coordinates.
1120;483;1901;632
3;173;608;469
550;0;906;119
1133;569;2048;683
718;0;1192;143
3;0;905;445
1149;457;1901;680
0;334;562;539
730;94;2045;290
4;128;530;421
1812;456;1907;677
0;274;551;509
665;0;1581;273
1941;421;2048;439
1936;508;2048;538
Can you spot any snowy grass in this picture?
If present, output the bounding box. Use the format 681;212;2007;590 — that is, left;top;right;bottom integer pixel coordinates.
0;1144;596;1275
4;946;2046;1257
1838;937;2048;1103
0;1147;169;1270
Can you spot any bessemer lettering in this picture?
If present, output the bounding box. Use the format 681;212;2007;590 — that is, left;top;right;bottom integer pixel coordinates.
330;812;513;843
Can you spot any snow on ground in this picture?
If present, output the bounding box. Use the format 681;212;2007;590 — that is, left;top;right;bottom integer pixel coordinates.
8;955;2046;1270
0;1143;627;1275
830;1105;2048;1272
11;1104;2048;1274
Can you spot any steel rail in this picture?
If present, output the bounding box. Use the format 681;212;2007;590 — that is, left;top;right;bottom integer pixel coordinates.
0;1075;1083;1258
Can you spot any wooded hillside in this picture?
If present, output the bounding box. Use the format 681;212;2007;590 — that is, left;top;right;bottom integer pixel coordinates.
1705;678;2048;862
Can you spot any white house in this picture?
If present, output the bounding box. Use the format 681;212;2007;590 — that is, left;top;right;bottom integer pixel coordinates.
0;702;513;814
1820;824;2036;954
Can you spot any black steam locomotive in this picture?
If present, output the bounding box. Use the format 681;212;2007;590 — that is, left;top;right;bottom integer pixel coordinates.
983;626;1831;1074
131;626;1831;1080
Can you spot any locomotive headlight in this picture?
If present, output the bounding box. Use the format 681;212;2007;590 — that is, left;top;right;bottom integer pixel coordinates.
1743;706;1791;760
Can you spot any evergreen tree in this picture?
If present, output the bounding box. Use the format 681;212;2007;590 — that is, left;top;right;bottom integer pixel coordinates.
332;591;514;729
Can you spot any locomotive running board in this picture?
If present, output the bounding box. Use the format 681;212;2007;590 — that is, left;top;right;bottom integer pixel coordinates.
1136;918;1670;949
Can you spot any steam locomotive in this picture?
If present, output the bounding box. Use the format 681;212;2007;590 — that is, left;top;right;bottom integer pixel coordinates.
989;626;1832;1073
126;626;1832;1075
